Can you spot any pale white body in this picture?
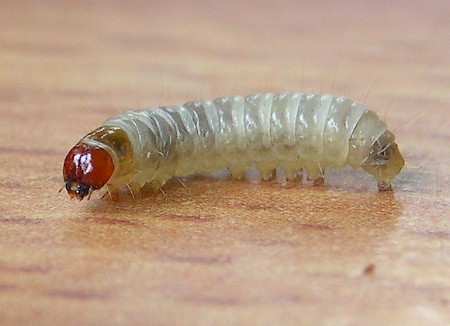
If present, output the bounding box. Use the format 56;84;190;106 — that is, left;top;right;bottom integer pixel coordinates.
86;93;388;191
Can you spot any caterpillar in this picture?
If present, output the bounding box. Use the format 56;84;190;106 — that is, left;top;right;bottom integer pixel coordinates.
63;93;405;200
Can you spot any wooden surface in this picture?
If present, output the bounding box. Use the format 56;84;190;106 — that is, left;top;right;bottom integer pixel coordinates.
0;0;449;325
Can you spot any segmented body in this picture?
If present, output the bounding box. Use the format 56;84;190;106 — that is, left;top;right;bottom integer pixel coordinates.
63;93;405;200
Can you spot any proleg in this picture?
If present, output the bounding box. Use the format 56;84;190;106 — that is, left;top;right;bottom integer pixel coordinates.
63;93;405;200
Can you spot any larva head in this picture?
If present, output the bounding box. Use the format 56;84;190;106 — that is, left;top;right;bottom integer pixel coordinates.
63;143;114;200
362;130;405;191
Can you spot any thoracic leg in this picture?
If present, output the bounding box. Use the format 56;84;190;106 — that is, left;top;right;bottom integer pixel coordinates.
126;181;143;199
105;184;120;201
148;177;169;192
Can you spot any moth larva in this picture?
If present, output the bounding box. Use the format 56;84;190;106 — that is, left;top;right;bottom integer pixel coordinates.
63;93;405;200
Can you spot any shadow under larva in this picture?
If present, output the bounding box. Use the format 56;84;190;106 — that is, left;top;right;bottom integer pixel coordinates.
62;92;405;201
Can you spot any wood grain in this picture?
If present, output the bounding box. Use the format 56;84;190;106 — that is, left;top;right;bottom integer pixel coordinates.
0;0;449;325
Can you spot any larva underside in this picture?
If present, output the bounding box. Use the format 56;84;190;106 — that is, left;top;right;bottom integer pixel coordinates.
63;93;405;200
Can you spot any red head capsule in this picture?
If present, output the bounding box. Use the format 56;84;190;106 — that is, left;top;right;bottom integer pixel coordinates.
63;143;114;200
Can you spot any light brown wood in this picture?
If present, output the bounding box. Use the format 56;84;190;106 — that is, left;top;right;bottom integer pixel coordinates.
0;0;449;324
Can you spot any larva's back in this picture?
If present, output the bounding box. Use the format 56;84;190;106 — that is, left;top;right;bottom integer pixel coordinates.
63;92;404;200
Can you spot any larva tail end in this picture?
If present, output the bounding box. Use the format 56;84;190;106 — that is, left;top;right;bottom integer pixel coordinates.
63;143;115;200
362;130;405;191
377;181;392;192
